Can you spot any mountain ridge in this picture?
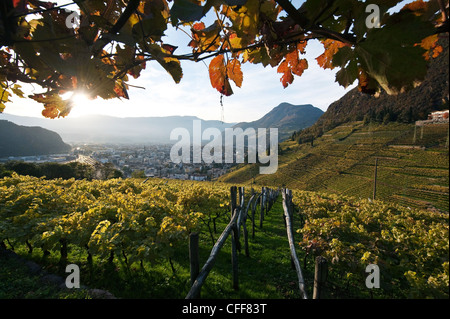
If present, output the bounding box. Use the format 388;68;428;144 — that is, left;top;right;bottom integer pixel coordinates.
1;103;323;144
0;120;71;157
0;113;236;144
233;103;324;141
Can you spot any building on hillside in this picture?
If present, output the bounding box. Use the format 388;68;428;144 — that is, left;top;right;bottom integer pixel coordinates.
428;110;449;121
190;174;208;181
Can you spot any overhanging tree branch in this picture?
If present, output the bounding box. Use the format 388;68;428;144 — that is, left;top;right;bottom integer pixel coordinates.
274;0;357;45
91;0;140;56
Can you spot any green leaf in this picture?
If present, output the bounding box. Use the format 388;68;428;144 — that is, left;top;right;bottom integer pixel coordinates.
335;59;358;88
159;58;183;84
170;0;205;25
223;0;248;5
355;11;435;94
332;46;354;68
11;84;25;98
132;13;167;41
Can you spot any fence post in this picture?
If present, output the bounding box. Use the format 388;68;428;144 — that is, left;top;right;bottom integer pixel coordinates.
286;189;295;270
260;187;265;228
251;194;258;238
189;232;200;298
230;186;239;291
313;256;328;299
231;207;239;291
282;188;308;299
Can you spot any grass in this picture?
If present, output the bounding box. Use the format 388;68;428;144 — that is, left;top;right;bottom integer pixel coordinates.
0;248;91;299
0;199;309;299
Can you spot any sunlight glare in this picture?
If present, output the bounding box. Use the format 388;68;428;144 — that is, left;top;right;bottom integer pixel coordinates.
61;91;95;118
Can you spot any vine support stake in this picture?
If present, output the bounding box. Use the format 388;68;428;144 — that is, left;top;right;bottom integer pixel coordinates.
189;232;200;297
313;256;328;299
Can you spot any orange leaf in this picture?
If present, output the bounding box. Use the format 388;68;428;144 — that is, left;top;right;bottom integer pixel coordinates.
42;105;60;119
277;60;293;88
193;22;205;31
209;55;233;96
297;41;307;55
277;48;308;88
226;58;243;88
292;59;308;77
417;34;444;60
316;39;349;70
357;69;378;95
402;0;429;15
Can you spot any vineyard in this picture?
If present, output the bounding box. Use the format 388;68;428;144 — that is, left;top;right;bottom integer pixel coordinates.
220;122;449;212
0;174;448;299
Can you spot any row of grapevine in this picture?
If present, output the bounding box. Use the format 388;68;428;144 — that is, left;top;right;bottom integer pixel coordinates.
1;173;448;298
186;185;280;299
291;190;449;298
0;174;230;267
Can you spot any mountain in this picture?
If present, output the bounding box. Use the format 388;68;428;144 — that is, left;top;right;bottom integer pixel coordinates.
0;114;235;144
233;103;324;141
294;38;449;143
0;120;71;157
0;103;323;145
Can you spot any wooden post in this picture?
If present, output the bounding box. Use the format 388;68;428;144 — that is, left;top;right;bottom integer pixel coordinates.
186;211;240;299
260;187;265;228
251;194;259;239
189;232;200;298
231;207;239;291
242;193;255;258
288;189;294;228
313;256;328;299
236;187;244;252
286;189;295;270
373;157;378;200
230;186;237;216
282;189;308;299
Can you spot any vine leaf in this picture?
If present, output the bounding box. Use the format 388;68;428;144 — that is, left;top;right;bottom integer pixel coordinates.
170;0;205;25
226;58;243;88
209;55;233;96
316;39;350;70
277;45;308;88
355;11;435;95
31;93;72;119
417;34;443;61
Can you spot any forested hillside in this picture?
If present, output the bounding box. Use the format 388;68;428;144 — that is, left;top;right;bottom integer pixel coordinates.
0;120;70;157
293;39;449;143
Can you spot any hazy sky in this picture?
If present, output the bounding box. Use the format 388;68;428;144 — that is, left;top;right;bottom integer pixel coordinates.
3;0;412;123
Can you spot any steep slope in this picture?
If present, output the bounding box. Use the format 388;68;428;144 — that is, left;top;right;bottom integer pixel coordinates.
219;122;449;212
233;103;323;141
0;120;71;157
294;38;449;142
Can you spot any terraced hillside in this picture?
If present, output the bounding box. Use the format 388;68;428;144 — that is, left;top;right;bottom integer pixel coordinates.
219;122;449;212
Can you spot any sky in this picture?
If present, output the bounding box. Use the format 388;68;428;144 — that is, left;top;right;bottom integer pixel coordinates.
3;0;413;124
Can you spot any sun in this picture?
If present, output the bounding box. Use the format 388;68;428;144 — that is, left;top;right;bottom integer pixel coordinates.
61;91;96;117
